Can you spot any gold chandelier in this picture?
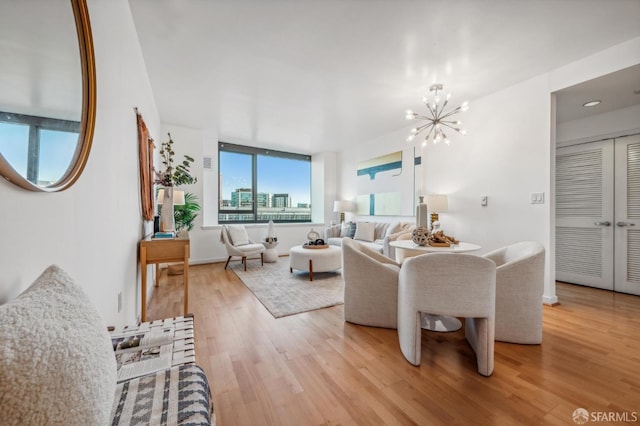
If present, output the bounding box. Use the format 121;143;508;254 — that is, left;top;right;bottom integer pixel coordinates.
406;83;468;146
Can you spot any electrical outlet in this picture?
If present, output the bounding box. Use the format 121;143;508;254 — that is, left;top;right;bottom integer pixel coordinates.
530;192;545;204
481;195;488;206
117;292;122;313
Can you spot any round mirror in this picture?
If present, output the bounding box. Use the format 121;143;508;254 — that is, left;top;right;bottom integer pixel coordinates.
0;0;95;192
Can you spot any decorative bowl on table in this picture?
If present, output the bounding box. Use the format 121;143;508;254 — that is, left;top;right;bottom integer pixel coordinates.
411;227;430;246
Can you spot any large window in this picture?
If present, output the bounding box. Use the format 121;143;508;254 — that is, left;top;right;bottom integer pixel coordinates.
218;142;311;223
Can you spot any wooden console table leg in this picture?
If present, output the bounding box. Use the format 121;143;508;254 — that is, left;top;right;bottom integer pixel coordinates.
309;259;313;281
141;246;147;322
183;244;189;316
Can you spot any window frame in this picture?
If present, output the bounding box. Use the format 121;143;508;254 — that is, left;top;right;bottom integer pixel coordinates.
218;141;312;224
0;111;80;185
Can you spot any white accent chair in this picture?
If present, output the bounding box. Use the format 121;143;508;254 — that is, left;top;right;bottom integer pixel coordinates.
221;225;264;271
483;241;545;344
398;253;497;376
342;238;401;329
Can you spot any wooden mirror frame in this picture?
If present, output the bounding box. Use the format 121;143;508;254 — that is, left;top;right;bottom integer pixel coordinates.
0;0;96;192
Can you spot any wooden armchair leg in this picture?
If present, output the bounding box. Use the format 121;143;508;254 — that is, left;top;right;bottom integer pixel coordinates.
242;256;247;271
224;256;232;269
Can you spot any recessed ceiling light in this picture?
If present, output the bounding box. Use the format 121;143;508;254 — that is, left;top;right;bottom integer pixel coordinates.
583;100;601;107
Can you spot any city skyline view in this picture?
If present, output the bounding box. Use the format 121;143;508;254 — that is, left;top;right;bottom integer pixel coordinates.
219;150;311;207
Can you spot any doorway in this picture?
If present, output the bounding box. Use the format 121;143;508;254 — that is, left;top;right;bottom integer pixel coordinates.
556;133;640;295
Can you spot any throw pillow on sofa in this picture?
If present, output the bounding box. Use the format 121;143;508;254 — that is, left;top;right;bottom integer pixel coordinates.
340;221;357;238
354;222;376;242
0;265;117;426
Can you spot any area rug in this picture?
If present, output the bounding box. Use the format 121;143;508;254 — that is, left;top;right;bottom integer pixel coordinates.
229;259;344;318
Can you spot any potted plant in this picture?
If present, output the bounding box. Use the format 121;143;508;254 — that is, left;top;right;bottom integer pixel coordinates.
165;192;201;275
154;133;197;232
174;192;201;232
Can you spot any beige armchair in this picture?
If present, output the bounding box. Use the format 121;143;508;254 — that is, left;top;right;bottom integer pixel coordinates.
398;253;497;376
342;238;401;329
221;225;264;271
483;241;545;344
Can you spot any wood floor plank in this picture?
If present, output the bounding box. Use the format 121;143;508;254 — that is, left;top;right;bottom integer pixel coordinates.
146;263;640;425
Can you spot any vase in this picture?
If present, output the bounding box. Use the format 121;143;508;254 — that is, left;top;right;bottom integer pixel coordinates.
160;187;175;232
411;226;430;246
416;195;428;229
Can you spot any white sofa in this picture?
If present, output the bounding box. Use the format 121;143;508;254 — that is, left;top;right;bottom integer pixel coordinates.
324;221;414;259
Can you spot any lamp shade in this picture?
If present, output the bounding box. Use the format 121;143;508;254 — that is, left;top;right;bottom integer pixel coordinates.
426;194;448;212
333;200;353;213
157;189;185;205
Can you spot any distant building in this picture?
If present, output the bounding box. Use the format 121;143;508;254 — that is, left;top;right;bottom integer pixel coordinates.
256;192;270;207
297;203;310;208
272;193;290;208
231;188;253;208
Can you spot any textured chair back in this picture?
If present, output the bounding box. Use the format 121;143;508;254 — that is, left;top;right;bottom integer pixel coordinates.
342;238;400;328
483;241;545;344
398;253;496;375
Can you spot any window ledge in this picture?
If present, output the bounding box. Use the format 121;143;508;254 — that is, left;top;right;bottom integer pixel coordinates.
201;222;326;231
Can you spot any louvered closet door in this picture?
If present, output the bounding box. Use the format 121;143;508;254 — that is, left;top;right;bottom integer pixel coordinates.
614;134;640;295
556;140;614;290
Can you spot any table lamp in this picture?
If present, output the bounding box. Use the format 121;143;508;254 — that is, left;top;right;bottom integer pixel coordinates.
333;200;353;223
157;189;185;232
426;194;448;231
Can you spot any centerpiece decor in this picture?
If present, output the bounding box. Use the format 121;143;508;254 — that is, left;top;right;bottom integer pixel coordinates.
154;133;197;233
412;195;429;246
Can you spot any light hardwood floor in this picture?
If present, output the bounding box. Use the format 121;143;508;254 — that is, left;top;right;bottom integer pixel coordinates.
147;262;640;425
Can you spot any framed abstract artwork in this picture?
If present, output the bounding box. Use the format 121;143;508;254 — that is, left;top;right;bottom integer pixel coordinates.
356;149;415;216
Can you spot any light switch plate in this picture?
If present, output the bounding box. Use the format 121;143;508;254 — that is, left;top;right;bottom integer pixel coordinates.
530;192;545;204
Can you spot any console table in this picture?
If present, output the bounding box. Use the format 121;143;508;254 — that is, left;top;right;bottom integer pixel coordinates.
139;232;190;322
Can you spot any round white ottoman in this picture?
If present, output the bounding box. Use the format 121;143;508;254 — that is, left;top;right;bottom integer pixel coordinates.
289;245;342;281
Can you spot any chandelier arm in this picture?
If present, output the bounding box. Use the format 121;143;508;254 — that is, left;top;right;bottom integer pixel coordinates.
415;122;435;136
440;122;462;132
440;98;449;114
425;101;437;118
439;108;463;120
424;126;436;141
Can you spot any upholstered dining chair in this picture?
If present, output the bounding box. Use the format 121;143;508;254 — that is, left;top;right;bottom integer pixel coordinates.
342;238;401;329
398;253;497;376
220;225;265;271
483;241;545;344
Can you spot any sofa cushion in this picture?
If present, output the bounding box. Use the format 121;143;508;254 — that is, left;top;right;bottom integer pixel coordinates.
354;222;376;242
340;222;350;237
373;222;391;240
0;265;117;425
385;221;403;238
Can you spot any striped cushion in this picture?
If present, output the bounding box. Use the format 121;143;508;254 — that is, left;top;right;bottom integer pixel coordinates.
110;364;214;425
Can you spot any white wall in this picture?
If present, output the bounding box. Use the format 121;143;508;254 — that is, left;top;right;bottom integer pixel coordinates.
557;104;640;145
0;0;160;327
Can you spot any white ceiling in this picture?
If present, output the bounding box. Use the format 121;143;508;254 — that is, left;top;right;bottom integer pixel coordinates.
129;0;640;154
